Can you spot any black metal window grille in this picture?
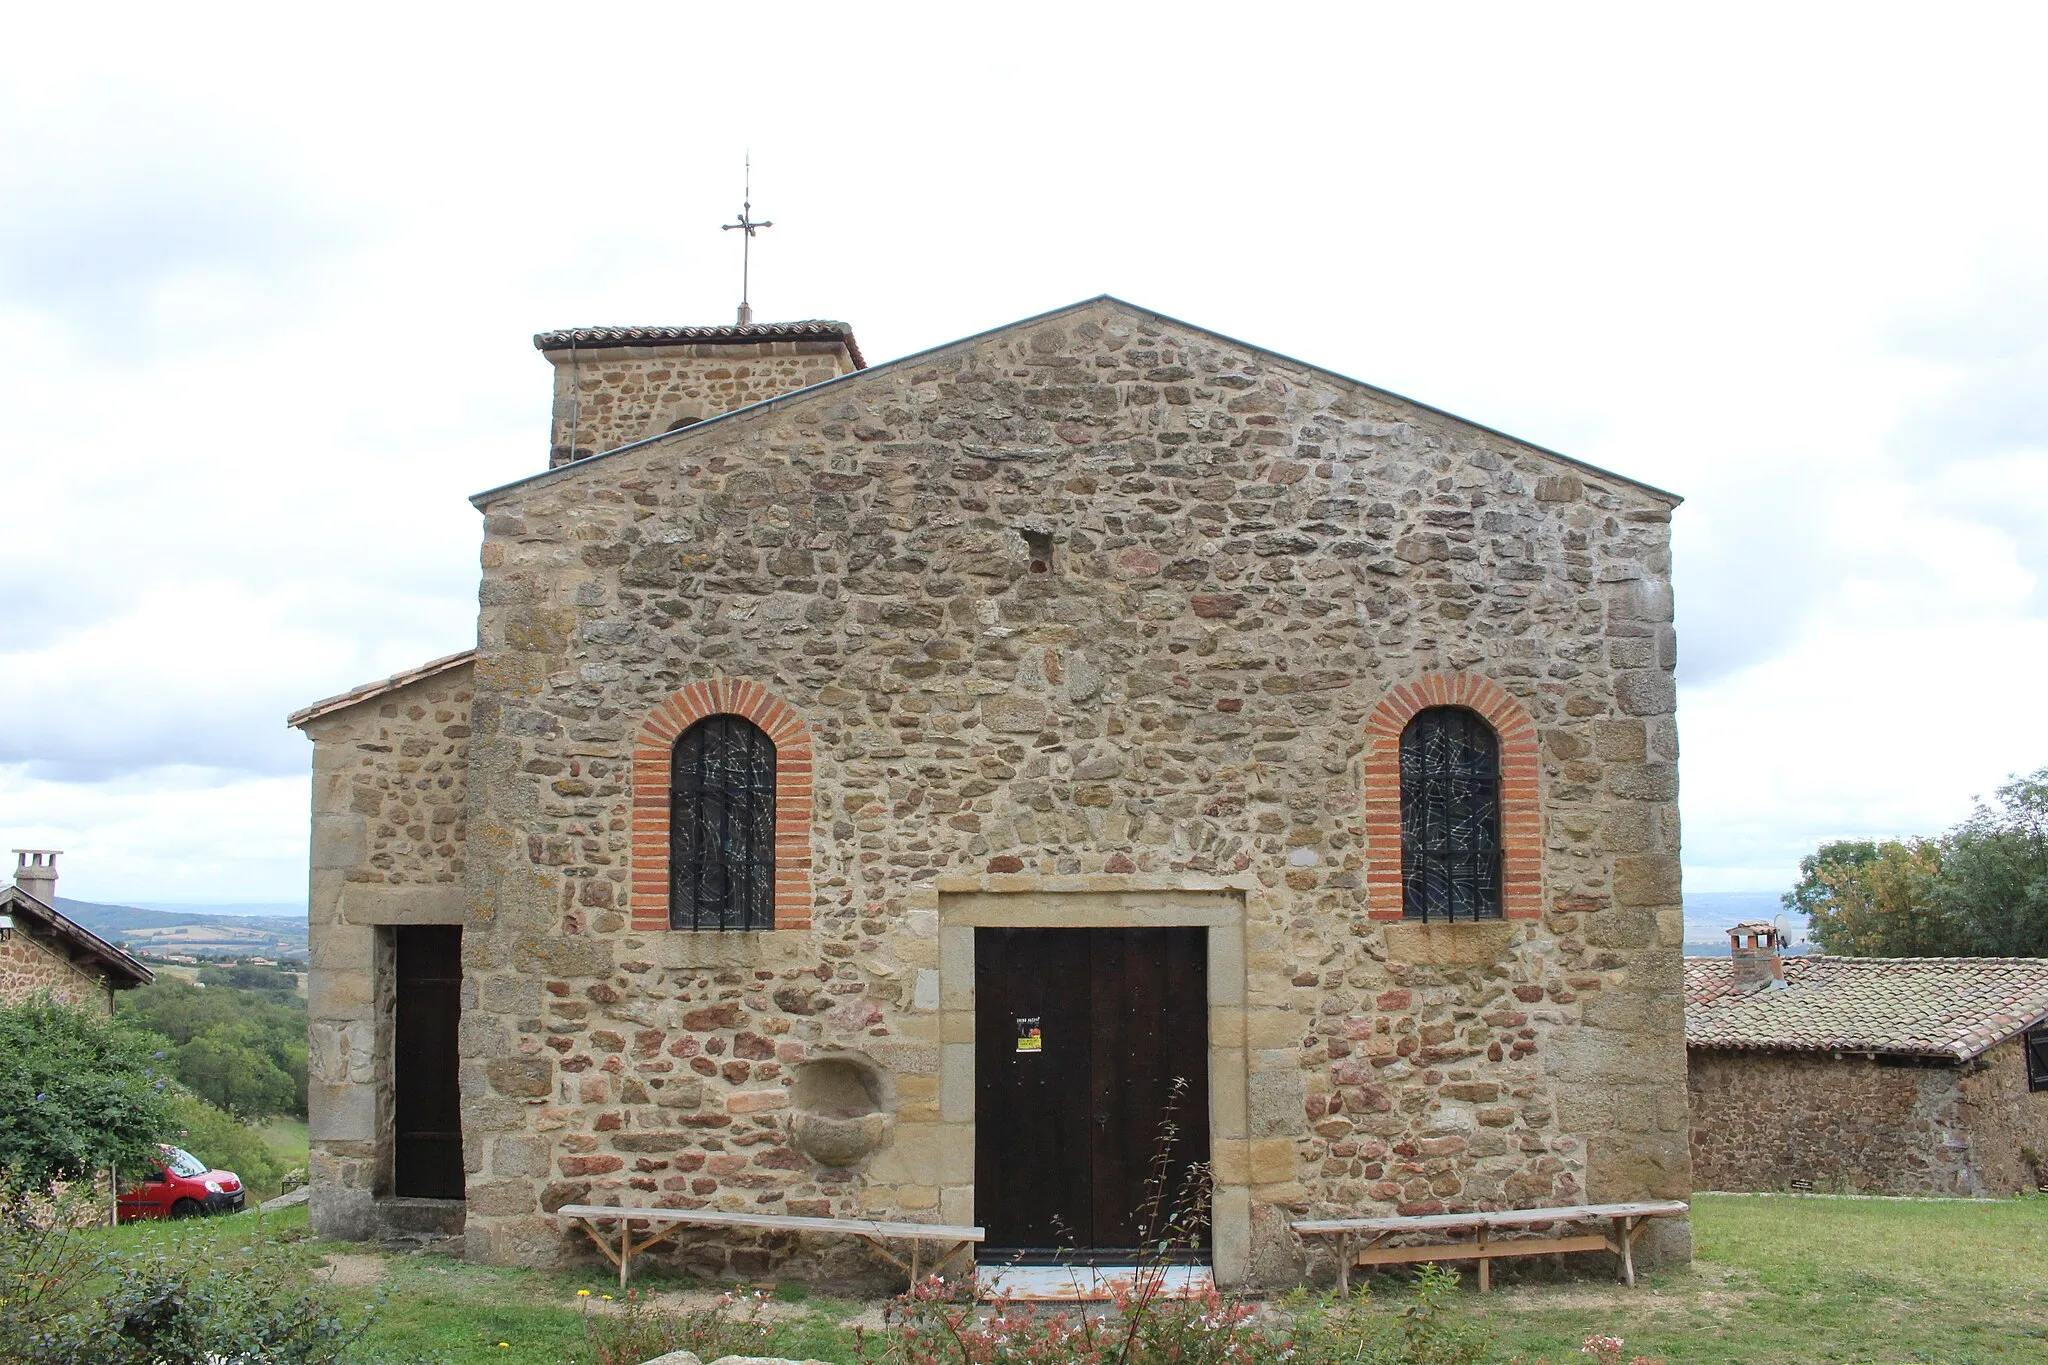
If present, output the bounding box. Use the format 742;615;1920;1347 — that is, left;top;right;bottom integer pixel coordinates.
1400;705;1504;922
2027;1026;2048;1093
670;715;777;931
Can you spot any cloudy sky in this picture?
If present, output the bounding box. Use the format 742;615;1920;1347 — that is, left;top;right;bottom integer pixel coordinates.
3;4;2046;907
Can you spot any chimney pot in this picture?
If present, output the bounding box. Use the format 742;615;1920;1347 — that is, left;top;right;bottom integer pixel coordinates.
1728;919;1784;994
12;849;60;904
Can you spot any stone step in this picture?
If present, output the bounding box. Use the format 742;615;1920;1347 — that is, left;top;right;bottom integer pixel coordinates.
976;1264;1215;1302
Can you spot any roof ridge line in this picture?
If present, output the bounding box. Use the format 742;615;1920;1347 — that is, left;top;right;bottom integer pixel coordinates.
471;294;1683;508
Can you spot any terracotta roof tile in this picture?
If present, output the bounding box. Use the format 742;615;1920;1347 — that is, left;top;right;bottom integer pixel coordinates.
286;650;475;729
1684;955;2048;1061
532;320;864;369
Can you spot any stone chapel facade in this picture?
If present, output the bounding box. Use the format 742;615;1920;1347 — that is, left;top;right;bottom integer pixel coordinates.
293;298;1691;1285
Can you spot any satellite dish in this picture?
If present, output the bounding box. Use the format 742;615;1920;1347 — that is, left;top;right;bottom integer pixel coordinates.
1773;913;1795;949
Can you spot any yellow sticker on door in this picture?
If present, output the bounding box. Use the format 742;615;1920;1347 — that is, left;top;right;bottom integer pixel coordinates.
1015;1017;1042;1053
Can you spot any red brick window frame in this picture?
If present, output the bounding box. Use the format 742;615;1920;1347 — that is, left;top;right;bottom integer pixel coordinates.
1364;673;1540;922
631;681;813;931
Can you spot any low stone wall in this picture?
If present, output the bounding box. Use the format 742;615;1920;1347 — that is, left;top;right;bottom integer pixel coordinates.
1687;1045;2048;1196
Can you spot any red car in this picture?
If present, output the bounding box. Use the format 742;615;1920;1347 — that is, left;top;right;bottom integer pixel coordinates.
117;1145;246;1221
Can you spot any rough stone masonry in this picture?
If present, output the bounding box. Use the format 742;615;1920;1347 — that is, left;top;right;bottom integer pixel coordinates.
296;297;1692;1287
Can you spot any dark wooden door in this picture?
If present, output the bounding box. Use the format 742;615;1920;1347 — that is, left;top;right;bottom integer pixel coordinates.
975;927;1209;1259
393;925;464;1199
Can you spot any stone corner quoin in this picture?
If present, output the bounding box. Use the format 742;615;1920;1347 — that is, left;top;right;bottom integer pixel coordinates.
300;299;1691;1284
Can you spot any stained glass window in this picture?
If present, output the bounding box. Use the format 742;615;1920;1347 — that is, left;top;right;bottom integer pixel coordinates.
670;715;777;930
1400;706;1503;922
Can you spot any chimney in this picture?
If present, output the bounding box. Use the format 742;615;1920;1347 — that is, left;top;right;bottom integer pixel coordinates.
13;849;60;904
1728;920;1786;994
534;321;865;469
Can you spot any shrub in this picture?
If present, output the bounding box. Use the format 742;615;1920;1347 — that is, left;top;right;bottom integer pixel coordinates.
0;995;179;1190
0;1184;107;1356
9;1226;385;1365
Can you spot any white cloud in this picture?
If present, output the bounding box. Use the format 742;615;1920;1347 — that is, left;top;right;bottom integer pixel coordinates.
0;766;307;904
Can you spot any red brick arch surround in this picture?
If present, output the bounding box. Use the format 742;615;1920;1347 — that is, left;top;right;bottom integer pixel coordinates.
630;680;814;931
1363;672;1541;922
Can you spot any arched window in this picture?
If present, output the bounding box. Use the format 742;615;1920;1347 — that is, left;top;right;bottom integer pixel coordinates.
670;714;777;930
1400;706;1503;922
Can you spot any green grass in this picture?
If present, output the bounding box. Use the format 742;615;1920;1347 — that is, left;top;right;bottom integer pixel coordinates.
48;1194;2048;1364
1473;1194;2048;1364
256;1115;310;1170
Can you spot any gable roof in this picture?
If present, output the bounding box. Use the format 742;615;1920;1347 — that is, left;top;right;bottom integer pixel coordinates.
1684;955;2048;1062
534;320;865;369
472;296;1683;509
287;649;476;729
1;885;154;990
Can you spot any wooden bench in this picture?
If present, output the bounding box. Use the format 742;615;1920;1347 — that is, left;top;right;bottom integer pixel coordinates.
558;1204;984;1289
1293;1200;1689;1294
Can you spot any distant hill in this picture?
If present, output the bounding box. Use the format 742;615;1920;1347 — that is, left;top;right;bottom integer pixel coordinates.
132;900;304;918
1682;889;1811;956
53;897;309;958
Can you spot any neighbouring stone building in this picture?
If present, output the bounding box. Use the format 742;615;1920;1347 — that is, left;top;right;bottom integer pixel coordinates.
292;298;1693;1285
0;850;154;1011
1687;923;2048;1195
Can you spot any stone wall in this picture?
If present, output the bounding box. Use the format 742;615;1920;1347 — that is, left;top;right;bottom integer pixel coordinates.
457;299;1692;1284
547;340;859;467
1687;1044;2048;1196
0;926;112;1011
300;662;473;1240
1958;1035;2048;1192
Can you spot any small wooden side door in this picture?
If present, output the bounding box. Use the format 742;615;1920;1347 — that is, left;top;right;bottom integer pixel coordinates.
975;926;1209;1258
393;925;464;1199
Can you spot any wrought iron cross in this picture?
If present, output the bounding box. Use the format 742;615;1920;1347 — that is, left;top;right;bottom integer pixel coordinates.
722;156;773;326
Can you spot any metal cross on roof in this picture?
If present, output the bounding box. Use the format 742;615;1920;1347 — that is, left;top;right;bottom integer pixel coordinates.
722;155;773;326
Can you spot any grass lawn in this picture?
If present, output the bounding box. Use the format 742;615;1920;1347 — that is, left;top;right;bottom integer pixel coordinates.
256;1115;310;1170
65;1194;2048;1364
1470;1194;2048;1364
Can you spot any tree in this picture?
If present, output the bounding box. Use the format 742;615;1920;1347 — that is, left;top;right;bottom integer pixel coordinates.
118;979;308;1120
1787;766;2048;958
0;997;178;1191
166;1093;285;1199
1935;768;2048;956
173;1024;300;1121
1784;838;1948;956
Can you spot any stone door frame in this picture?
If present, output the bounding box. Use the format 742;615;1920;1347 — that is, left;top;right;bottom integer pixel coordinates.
932;878;1252;1285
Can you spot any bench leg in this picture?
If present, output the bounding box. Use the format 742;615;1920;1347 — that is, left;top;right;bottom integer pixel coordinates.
1476;1227;1490;1294
1338;1235;1350;1298
1617;1217;1636;1288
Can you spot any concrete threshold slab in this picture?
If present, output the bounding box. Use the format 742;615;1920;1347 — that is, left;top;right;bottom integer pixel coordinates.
978;1265;1216;1302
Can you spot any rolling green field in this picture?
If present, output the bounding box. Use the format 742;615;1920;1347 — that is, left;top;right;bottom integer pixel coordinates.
256;1115;310;1170
65;1194;2048;1364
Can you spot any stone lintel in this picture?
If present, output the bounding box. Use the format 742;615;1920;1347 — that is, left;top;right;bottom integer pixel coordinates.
341;882;466;925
